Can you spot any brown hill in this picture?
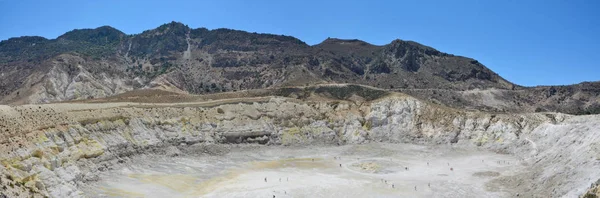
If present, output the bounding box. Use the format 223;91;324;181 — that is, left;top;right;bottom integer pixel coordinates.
0;21;597;114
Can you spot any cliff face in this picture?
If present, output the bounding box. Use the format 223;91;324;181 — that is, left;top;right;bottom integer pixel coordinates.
0;89;597;197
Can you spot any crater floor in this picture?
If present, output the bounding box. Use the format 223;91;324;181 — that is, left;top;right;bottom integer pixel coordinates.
81;143;525;198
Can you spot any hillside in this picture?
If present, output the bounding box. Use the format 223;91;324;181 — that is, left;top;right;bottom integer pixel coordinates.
0;21;598;114
0;22;510;99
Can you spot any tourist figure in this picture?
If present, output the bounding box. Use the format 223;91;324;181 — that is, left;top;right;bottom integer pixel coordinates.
265;177;267;182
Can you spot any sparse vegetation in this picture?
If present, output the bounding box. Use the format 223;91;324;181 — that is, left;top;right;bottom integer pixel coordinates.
574;104;600;115
78;116;130;126
313;85;389;101
0;26;123;63
1;21;599;116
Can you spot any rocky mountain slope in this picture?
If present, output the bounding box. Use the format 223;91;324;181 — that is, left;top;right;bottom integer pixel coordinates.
2;21;598;114
0;23;505;99
0;85;598;197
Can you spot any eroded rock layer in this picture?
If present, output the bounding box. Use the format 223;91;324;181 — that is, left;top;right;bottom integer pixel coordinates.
0;87;598;197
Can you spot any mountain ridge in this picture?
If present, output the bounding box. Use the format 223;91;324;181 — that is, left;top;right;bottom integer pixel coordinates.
0;21;598;114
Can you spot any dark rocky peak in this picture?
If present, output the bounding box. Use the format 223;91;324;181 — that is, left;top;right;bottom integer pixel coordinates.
128;22;191;57
578;81;600;88
57;26;125;45
317;38;375;46
194;28;308;52
0;36;49;51
212;28;305;45
385;39;444;58
190;27;210;37
315;38;381;57
0;36;53;63
139;21;190;38
0;36;49;45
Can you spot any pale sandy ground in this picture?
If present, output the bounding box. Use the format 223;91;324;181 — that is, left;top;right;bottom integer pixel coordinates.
82;143;524;198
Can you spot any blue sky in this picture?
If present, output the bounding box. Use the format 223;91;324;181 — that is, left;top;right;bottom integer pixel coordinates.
0;0;598;86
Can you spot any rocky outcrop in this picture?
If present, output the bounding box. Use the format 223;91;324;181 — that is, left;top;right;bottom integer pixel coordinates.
582;180;600;198
27;55;137;103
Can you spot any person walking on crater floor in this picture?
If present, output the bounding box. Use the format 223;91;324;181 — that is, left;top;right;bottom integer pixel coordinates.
265;177;267;182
